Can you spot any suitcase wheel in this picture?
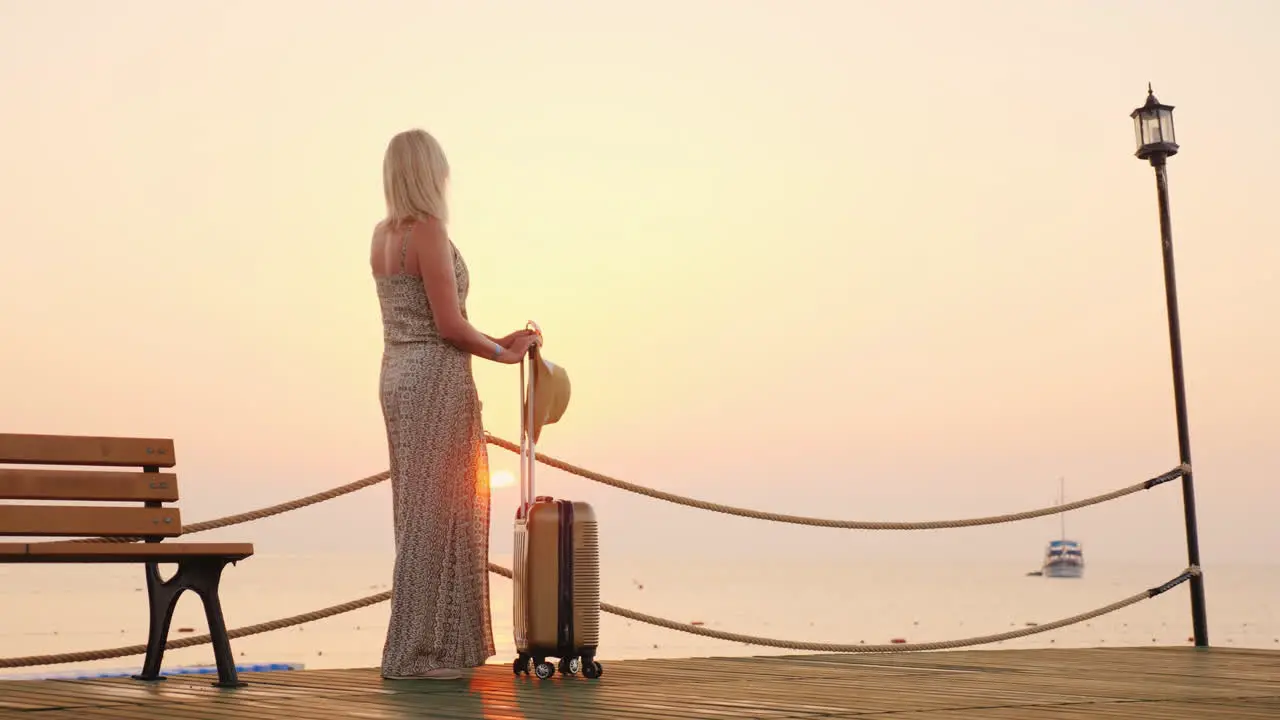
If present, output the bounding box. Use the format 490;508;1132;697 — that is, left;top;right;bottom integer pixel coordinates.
512;655;531;676
558;657;582;676
533;661;556;680
583;660;603;679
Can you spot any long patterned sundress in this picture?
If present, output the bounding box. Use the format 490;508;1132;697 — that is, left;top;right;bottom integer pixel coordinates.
374;227;496;675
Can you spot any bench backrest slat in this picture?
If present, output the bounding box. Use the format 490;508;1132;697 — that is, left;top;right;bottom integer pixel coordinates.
0;469;179;502
0;433;185;540
0;506;181;538
0;434;176;468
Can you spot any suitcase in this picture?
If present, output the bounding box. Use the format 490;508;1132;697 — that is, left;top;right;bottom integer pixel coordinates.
511;336;603;680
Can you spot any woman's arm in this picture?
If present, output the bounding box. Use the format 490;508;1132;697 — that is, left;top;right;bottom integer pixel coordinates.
410;219;522;363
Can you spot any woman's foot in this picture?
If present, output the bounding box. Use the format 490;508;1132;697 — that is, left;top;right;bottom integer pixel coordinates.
382;668;464;681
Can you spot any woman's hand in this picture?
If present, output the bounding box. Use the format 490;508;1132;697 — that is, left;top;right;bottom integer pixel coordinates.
497;328;539;348
496;333;539;364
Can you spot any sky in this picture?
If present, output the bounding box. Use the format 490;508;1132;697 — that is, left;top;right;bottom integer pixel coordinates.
1;0;1278;573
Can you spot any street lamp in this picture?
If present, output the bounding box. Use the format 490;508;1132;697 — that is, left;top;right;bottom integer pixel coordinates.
1132;84;1179;161
1131;84;1209;648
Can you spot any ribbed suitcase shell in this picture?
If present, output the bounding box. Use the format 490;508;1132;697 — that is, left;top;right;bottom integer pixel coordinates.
513;499;600;653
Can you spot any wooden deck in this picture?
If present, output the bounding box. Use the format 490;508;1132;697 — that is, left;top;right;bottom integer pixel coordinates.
1;648;1278;719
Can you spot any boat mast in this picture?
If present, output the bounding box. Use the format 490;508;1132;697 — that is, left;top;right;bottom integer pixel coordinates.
1058;476;1066;540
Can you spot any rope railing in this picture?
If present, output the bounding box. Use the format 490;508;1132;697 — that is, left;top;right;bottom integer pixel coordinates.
0;566;1199;669
485;435;1189;530
1;436;1196;670
42;436;1188;547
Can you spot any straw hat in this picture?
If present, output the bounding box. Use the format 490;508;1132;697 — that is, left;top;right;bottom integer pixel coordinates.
528;346;571;443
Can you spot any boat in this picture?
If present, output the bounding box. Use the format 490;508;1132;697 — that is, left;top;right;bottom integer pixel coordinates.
1043;539;1084;578
1040;477;1084;579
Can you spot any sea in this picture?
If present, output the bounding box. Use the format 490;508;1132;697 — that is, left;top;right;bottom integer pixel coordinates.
1;554;1275;680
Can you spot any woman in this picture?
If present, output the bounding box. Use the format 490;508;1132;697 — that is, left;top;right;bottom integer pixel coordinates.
371;129;539;680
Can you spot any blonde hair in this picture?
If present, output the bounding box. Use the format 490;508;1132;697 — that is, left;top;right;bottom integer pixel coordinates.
382;129;450;225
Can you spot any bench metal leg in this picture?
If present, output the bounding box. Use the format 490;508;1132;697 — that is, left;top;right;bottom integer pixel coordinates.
132;558;247;689
193;561;245;689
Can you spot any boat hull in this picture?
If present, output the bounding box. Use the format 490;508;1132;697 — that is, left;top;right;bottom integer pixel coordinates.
1042;560;1084;579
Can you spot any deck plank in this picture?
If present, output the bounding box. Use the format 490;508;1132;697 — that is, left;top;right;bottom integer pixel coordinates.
0;648;1277;719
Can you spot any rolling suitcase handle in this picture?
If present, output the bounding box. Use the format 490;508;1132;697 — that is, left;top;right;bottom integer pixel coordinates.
519;321;543;515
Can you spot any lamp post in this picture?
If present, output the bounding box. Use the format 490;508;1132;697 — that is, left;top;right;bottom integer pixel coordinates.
1131;84;1209;648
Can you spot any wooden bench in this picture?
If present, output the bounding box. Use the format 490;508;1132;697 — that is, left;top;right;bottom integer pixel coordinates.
0;433;255;688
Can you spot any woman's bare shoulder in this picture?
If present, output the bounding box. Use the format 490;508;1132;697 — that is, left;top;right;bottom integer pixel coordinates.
404;215;449;245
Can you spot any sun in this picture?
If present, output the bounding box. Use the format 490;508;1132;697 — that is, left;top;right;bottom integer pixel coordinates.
489;470;516;490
